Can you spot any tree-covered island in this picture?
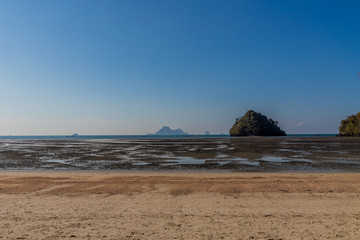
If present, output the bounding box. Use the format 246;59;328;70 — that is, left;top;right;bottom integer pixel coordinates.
339;112;360;136
230;110;286;136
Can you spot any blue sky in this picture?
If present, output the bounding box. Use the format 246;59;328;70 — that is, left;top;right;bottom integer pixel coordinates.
0;0;359;135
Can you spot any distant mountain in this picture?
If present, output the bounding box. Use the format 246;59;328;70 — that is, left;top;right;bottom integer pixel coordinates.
152;126;189;135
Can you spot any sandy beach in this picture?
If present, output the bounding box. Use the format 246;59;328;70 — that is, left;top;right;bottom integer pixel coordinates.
2;0;359;239
1;171;360;239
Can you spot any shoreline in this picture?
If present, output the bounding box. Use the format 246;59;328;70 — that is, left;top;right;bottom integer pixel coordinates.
1;168;360;175
2;171;360;194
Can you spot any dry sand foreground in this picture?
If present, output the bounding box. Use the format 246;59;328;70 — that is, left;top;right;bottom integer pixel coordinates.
1;171;360;239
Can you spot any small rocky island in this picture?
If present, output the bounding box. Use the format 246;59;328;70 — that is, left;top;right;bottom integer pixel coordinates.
230;110;286;136
339;112;360;136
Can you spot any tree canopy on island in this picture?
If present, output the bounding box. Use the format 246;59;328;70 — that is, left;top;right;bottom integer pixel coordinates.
339;112;360;136
230;110;286;136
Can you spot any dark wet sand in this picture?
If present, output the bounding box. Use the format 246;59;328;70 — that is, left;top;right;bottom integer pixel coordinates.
1;137;360;171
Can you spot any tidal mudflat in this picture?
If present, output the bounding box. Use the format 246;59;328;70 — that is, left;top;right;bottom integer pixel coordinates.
0;137;360;171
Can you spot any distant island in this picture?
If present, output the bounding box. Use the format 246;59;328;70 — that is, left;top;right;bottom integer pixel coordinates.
150;126;189;136
230;110;286;136
339;112;360;137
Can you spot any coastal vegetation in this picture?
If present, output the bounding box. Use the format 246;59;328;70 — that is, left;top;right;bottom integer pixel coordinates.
339;112;360;136
230;110;286;136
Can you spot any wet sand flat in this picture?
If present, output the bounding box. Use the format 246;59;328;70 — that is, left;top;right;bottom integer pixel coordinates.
1;171;360;239
1;137;360;171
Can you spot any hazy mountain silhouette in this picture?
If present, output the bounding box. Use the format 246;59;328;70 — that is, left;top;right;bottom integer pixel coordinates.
152;126;189;135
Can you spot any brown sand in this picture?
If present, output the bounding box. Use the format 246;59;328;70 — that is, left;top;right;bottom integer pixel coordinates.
1;171;360;239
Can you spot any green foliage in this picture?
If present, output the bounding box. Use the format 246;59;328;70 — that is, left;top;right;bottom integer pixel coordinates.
230;110;286;136
339;112;360;136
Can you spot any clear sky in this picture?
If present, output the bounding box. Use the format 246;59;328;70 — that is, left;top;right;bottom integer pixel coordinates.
0;0;359;135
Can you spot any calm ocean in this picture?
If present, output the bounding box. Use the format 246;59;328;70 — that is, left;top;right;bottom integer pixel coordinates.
0;134;336;140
